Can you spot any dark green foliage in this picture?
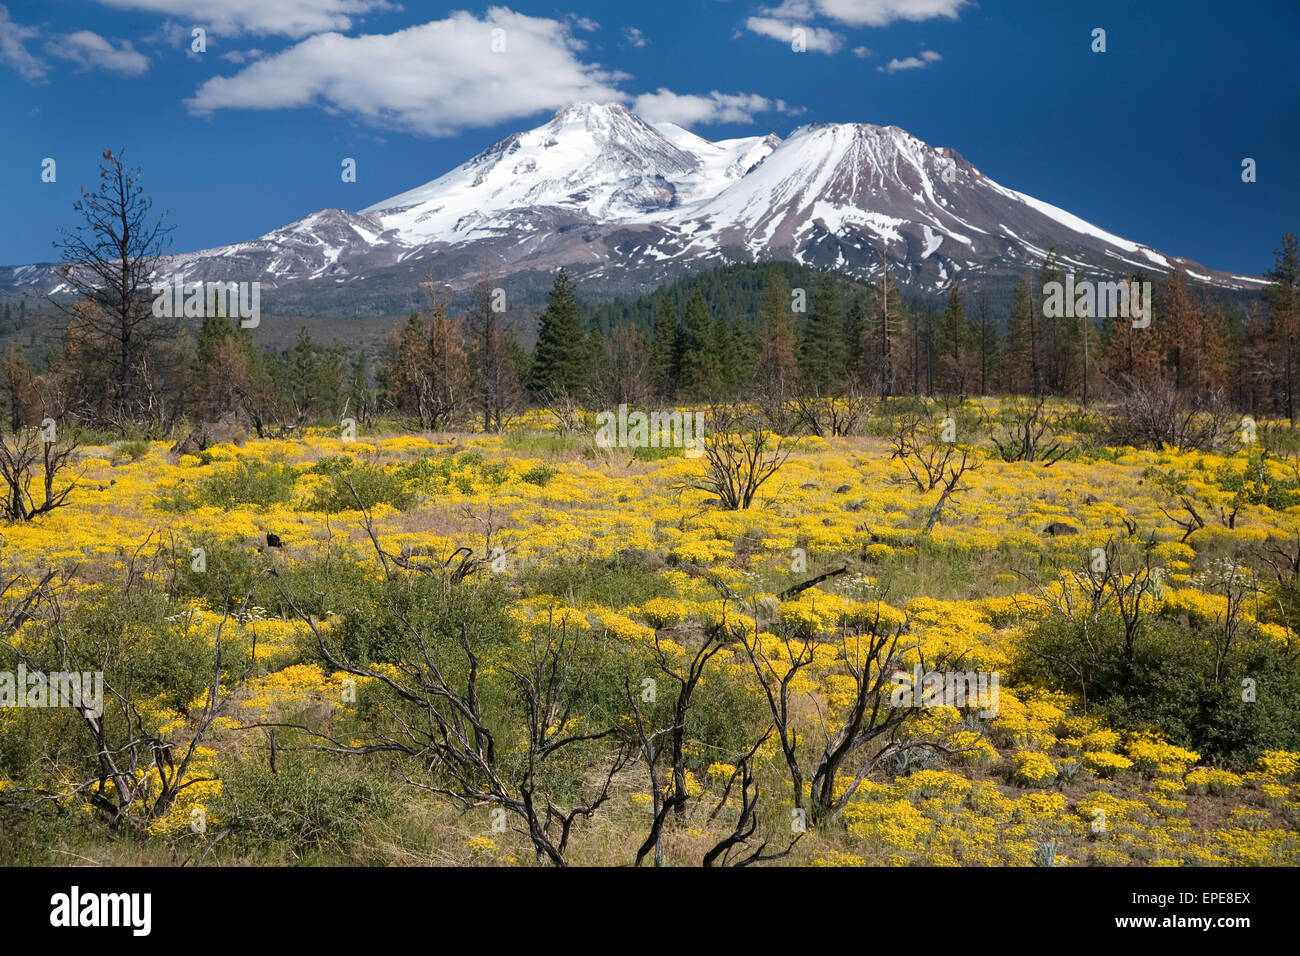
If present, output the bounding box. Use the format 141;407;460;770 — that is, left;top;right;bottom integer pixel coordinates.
158;460;300;511
529;268;589;397
212;757;399;862
1015;612;1300;766
800;274;846;392
518;554;676;608
305;458;415;512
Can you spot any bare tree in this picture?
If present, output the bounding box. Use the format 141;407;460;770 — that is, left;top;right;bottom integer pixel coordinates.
0;424;79;522
788;388;873;438
701;730;801;866
276;590;633;866
1106;374;1233;451
689;404;797;510
0;567;269;834
737;603;956;821
466;265;523;432
888;410;965;491
50;149;175;428
989;397;1069;465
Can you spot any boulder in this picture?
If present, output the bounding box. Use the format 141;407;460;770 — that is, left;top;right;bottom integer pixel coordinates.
1042;521;1080;536
171;413;247;456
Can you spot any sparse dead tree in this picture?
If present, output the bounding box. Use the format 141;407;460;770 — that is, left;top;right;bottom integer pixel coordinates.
0;567;269;833
1162;495;1207;542
466;265;524;433
539;387;589;437
1205;555;1254;685
276;583;634;867
787;390;873;438
889;414;964;491
923;447;977;533
689;405;797;510
626;678;682;867
737;615;815;812
1018;538;1160;708
651;620;733;822
589;325;654;410
349;484;516;587
737;602;954;821
1106;374;1234;451
807;613;951;816
884;408;979;531
0;425;79;522
701;729;801;866
990;397;1068;465
50;149;175;430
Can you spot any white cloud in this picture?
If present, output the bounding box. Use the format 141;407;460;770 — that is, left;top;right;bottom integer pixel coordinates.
141;19;189;46
766;0;818;17
878;48;941;72
570;16;599;32
632;88;792;126
802;0;969;26
746;16;843;53
185;10;626;136
95;0;395;39
0;5;47;81
220;48;263;63
851;45;873;57
50;31;150;74
624;26;648;48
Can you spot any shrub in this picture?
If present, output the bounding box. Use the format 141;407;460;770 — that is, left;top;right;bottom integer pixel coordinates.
1011;751;1058;786
1015;612;1300;766
211;757;398;862
159;460;299;510
111;438;151;462
519;463;557;486
306;462;414;512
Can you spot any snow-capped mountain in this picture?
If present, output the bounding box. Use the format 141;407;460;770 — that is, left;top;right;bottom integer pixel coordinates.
1;102;1265;315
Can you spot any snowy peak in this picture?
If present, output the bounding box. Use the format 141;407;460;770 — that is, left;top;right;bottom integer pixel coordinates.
362;100;713;240
3;101;1261;315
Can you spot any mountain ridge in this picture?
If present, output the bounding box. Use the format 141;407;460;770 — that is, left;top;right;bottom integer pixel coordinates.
0;101;1267;316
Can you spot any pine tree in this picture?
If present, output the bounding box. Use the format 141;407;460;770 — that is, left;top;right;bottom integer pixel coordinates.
843;297;866;384
1265;235;1300;423
191;311;252;419
467;267;518;432
0;343;35;429
936;285;969;395
529;267;588;399
712;311;739;397
1005;278;1040;394
757;271;799;399
800;274;846;393
679;288;722;398
972;287;1000;394
347;353;374;425
867;252;907;399
649;295;681;399
1101;275;1161;388
1039;250;1065;392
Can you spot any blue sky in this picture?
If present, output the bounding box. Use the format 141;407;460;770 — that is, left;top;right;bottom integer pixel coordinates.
2;0;1296;275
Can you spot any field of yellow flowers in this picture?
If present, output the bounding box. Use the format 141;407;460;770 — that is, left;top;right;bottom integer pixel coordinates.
2;400;1299;866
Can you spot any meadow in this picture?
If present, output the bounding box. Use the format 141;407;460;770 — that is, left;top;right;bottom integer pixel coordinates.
2;398;1299;867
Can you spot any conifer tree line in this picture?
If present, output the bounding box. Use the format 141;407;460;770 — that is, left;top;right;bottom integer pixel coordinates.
7;152;1298;433
522;236;1300;425
7;234;1299;434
